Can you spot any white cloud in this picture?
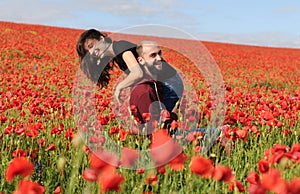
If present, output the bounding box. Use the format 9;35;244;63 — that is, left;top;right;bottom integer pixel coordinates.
273;6;300;15
67;0;163;15
198;32;300;48
0;0;74;23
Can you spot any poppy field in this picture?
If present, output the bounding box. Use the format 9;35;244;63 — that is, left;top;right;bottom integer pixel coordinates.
0;21;300;194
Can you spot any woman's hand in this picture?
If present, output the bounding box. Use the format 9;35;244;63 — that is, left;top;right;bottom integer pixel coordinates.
113;51;143;103
114;85;123;104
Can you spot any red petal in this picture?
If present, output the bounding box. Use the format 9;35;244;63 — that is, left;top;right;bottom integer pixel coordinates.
5;157;34;182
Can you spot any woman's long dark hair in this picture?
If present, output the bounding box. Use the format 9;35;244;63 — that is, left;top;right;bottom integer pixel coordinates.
76;29;114;88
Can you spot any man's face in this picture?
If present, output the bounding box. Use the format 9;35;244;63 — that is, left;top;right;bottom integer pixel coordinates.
142;44;163;73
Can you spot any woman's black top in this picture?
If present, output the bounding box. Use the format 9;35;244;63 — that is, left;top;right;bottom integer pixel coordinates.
112;40;177;80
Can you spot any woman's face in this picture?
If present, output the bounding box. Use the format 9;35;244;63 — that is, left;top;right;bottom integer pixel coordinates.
84;36;109;58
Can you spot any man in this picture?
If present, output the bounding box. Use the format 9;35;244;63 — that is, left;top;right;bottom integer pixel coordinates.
136;40;184;113
129;41;231;155
129;40;178;134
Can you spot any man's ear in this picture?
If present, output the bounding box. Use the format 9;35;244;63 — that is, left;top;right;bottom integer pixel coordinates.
137;56;145;65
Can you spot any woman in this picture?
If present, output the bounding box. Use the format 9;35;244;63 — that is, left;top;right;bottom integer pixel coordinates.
76;29;143;103
76;29;183;112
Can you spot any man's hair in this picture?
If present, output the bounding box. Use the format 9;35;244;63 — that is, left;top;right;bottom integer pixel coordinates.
136;40;160;57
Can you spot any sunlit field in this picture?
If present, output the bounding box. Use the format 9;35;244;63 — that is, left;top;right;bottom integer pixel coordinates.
0;21;300;194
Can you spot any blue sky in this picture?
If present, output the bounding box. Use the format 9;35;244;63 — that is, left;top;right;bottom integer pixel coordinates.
1;0;300;48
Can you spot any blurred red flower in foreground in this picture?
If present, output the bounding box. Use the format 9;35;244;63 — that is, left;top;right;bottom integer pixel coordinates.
5;157;34;182
98;169;125;193
86;149;125;192
150;129;182;167
261;169;288;194
89;149;119;170
190;155;214;178
13;180;45;194
212;165;235;183
83;168;99;182
287;177;300;194
169;152;188;171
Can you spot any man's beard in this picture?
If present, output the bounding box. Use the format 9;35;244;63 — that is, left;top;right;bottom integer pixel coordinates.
146;59;165;74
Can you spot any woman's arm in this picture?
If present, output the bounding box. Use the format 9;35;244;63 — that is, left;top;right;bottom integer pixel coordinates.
114;51;143;102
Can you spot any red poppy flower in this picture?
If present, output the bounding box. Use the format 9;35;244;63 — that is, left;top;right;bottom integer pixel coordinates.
136;168;145;174
189;156;214;178
120;147;139;168
45;144;56;151
12;149;26;158
277;121;284;128
270;152;286;164
212;165;235;183
0;115;8;123
288;177;300;194
157;165;166;174
130;105;137;113
142;113;151;122
98;115;109;125
227;181;235;191
290;144;300;153
4;126;13;134
98;171;125;192
262;111;274;121
281;129;290;136
119;129;127;141
192;144;201;152
246;171;260;185
5;157;34;182
13;180;45;194
14;126;25;135
271;144;289;154
53;186;62;194
160;109;170;122
250;125;259;133
258;159;269;173
150;129;182;166
247;183;267;194
145;174;158;185
169;152;187;171
261;169;288;194
89;149;119;170
65;128;75;141
186;131;204;144
110;126;119;135
82;168;99;182
26;125;39;138
236;127;248;142
37;139;46;147
235;180;245;192
170;120;178;130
